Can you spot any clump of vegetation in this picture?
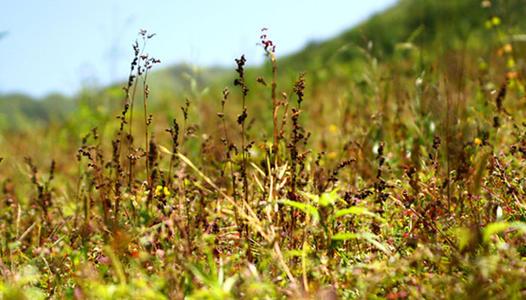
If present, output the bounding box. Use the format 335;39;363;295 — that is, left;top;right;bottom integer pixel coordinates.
2;0;526;299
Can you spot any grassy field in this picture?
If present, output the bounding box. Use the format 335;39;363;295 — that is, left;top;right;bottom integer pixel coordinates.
2;0;526;299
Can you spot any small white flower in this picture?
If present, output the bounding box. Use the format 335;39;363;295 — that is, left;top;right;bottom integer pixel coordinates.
496;206;503;220
372;142;379;155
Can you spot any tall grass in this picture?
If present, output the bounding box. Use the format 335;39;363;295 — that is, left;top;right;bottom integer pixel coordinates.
1;2;526;298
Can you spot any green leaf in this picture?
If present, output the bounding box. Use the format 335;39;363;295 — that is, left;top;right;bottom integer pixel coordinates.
284;250;304;258
452;227;472;251
8;241;21;250
222;276;237;293
300;191;319;203
300;189;342;207
319;189;339;207
483;222;512;242
279;199;319;221
332;232;360;240
187;264;215;287
483;221;526;242
334;206;386;222
332;232;392;255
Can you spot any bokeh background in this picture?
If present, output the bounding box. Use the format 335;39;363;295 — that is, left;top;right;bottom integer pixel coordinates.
0;0;395;97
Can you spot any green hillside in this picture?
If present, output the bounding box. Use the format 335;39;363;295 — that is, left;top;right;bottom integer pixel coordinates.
284;0;526;69
2;0;525;129
0;93;73;130
4;0;526;128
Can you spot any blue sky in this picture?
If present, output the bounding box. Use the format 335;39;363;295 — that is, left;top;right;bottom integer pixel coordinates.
0;0;397;97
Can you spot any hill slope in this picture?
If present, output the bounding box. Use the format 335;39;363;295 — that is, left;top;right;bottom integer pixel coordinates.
283;0;526;71
2;0;526;130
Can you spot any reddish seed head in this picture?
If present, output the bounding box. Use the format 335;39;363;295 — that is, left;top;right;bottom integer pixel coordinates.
259;28;276;53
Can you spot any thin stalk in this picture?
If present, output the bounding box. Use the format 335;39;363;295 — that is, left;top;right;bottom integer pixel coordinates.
143;71;150;184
